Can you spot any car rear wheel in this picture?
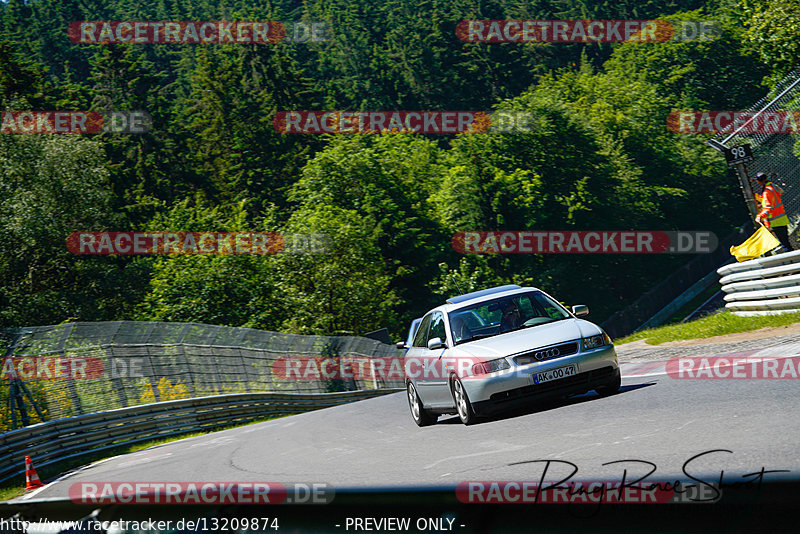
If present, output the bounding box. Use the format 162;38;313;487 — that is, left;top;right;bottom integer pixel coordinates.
596;370;621;397
407;381;437;426
451;376;477;425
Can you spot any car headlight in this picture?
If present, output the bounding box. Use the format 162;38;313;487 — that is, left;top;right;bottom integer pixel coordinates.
471;358;510;375
582;333;611;350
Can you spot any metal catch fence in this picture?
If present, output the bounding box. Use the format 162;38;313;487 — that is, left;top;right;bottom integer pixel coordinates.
709;67;800;234
1;322;406;432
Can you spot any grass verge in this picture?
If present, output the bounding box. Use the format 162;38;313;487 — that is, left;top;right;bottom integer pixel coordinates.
0;415;284;502
616;310;800;346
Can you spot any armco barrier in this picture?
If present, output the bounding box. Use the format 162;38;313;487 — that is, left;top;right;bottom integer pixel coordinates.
0;389;400;486
718;249;800;315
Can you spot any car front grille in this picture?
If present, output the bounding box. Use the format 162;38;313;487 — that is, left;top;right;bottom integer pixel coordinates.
489;366;616;402
513;341;579;365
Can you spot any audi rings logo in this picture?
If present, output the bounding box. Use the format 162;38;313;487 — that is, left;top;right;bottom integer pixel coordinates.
534;348;561;361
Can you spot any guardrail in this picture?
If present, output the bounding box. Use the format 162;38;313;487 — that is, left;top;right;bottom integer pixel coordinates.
0;388;401;486
718;250;800;315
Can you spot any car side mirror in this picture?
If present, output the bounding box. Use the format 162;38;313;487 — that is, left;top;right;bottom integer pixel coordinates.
427;337;445;350
396;341;406;349
572;305;589;317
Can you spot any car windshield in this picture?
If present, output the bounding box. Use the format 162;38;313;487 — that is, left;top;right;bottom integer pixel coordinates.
449;291;571;345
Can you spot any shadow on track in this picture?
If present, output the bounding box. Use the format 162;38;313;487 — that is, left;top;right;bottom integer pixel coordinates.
437;382;657;425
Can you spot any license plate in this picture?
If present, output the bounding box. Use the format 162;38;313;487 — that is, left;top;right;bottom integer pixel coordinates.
532;364;577;385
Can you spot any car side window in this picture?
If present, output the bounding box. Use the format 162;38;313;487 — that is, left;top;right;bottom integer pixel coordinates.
428;312;445;345
412;313;432;347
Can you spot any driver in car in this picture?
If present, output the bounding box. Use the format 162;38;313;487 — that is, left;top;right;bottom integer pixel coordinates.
499;300;522;333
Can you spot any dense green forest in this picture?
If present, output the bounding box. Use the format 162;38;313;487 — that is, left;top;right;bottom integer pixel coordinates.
0;0;794;337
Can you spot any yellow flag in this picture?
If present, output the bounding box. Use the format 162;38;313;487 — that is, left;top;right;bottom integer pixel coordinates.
729;226;781;262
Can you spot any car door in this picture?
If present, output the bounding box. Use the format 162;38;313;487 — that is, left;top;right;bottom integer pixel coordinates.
419;311;453;407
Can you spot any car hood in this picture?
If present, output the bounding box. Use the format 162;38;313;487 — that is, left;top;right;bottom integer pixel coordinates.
452;318;601;359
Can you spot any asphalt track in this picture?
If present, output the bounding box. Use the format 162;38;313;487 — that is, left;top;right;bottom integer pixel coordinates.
18;345;800;501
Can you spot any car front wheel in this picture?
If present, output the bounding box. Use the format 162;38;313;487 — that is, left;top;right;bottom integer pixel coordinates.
595;370;621;397
407;381;437;426
451;376;477;425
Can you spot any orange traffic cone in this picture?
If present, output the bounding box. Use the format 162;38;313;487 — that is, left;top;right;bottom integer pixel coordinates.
25;456;43;490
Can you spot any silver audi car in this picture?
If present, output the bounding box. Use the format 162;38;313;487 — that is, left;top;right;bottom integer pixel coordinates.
405;284;620;426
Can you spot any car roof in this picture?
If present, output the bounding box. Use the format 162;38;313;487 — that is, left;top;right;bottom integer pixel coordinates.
436;285;542;314
446;284;522;305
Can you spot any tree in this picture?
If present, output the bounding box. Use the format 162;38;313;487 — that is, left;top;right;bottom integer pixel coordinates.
736;0;800;82
288;134;449;331
180;44;319;215
0;40;59;109
87;44;183;223
275;204;398;335
135;196;285;329
0;134;145;327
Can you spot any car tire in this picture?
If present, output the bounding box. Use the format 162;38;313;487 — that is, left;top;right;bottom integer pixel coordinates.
407;381;437;427
450;376;477;425
596;370;621;397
